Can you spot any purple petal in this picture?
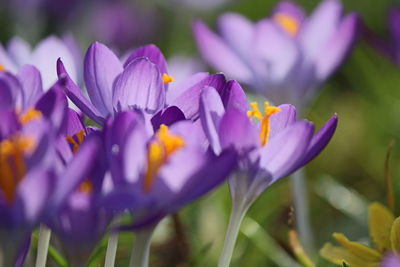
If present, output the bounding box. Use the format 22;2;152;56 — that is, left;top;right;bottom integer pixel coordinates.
151;106;186;132
170;73;227;120
272;1;305;25
113;58;164;114
315;14;358;80
268;104;297;139
381;253;400;267
0;77;15;112
218;108;259;152
124;44;168;75
17;65;43;109
65;109;85;137
297;114;338;167
84;42;123;117
199;86;225;154
389;8;400;45
217;13;254;59
57;59;105;124
7;37;31;67
16;168;54;223
167;72;209;104
0;44;18;72
254;19;299;83
192;20;253;83
299;0;343;61
31;36;78;89
220;80;248;112
260;121;314;181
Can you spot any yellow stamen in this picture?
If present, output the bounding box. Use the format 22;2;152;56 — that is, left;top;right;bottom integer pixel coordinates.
273;13;299;36
247;102;280;146
143;124;185;192
78;180;93;194
162;73;174;84
0;65;5;71
19;108;43;125
66;129;85;154
0;135;35;204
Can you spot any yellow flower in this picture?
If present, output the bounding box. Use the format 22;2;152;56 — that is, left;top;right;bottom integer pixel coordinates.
320;202;400;267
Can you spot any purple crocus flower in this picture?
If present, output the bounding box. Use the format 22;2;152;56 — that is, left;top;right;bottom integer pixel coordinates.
193;0;358;109
58;42;228;126
0;35;80;89
381;254;400;267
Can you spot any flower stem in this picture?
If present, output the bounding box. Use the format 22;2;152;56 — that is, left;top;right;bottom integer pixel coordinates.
35;225;51;267
104;231;119;267
291;169;314;254
129;226;155;267
217;200;249;267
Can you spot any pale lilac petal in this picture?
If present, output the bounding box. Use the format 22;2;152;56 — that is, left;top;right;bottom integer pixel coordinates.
200;86;225;154
0;44;18;72
218;108;259;152
7;37;32;67
124;44;168;75
167;72;209;104
315;14;358;80
218;13;254;59
272;1;305;25
260;121;314;180
220;80;248;112
170;73;227;120
31;36;77;89
381;253;400;267
299;0;343;60
113;58;164;114
268;104;297;139
254;19;299;83
84;42;123;116
17;65;43;109
192;20;253;83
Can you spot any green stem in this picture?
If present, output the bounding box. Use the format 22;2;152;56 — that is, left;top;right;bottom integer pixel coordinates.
35;225;51;267
104;231;119;267
129;226;155;267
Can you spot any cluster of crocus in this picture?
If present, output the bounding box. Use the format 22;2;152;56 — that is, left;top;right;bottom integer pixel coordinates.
321;202;400;267
0;36;337;267
193;0;358;110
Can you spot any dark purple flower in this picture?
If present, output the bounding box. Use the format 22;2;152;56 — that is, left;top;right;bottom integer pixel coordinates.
199;83;337;204
193;0;358;109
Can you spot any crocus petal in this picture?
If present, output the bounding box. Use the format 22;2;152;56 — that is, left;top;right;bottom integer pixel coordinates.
217;13;254;59
218;108;259;152
381;254;400;267
254;19;299;83
0;44;18;72
0;77;15;112
151;106;186;132
268;104;297;139
0;71;23;108
16;168;54;223
167;72;209;104
65;109;85;137
7;37;32;67
320;242;378;266
272;1;305;25
297;114;337;167
389;8;400;45
57;59;104;124
170;73;227;120
368;202;394;252
260;121;314;181
315;14;358;81
192;20;253;83
124;44;168;75
390;217;400;253
84;42;123;116
113;58;164;114
31;36;78;89
17;65;43;109
200;86;225;154
299;0;343;60
220;80;248;112
332;233;382;261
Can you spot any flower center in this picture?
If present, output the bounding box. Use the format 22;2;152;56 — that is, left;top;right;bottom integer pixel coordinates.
144;124;185;192
273;13;300;36
19;108;43;125
162;73;174;84
247;102;280;146
0;135;35;204
66;129;85;154
0;65;5;71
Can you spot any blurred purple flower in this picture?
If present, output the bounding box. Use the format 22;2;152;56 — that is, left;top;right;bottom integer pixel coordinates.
193;0;358;109
101;111;237;229
199;83;337;205
381;254;400;267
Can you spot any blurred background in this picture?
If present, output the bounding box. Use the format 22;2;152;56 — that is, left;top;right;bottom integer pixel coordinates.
2;0;400;266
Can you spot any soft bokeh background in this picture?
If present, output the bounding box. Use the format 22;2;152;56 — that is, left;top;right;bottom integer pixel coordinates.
2;0;400;266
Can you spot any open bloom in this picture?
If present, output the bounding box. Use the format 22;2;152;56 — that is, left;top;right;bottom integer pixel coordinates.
193;0;358;108
102;111;237;228
200;84;337;205
58;42;228;126
321;202;400;267
0;36;80;89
